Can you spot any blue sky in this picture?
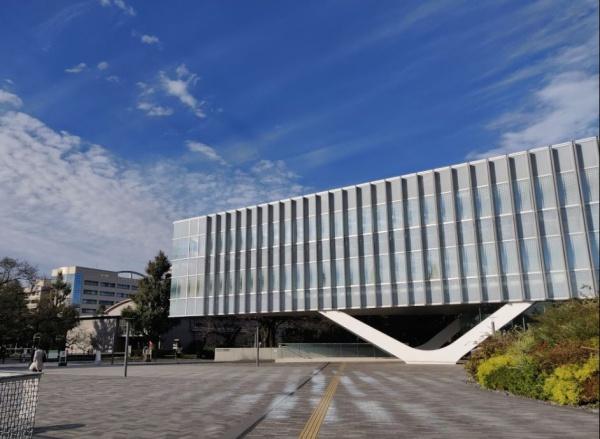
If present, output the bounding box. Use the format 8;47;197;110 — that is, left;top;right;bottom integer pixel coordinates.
0;0;598;273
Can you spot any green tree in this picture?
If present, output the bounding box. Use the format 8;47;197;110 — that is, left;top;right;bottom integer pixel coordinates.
122;251;173;348
0;257;37;347
31;272;79;349
0;281;30;347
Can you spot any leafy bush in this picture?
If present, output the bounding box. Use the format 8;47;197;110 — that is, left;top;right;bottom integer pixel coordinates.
531;340;597;372
543;364;581;405
477;353;545;399
543;355;599;405
476;354;515;385
581;374;599;404
465;330;520;379
531;300;599;347
466;299;599;406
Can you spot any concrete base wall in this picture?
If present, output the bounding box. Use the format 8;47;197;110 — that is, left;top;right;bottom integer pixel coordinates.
214;347;278;362
276;357;401;363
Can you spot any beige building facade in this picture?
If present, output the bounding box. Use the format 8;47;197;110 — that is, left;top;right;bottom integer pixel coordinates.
24;279;52;310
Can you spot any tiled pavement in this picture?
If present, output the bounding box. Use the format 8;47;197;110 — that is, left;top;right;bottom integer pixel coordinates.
33;363;320;438
30;362;599;438
248;363;599;439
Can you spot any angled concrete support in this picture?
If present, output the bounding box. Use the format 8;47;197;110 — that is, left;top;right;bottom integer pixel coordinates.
320;302;533;364
417;318;461;350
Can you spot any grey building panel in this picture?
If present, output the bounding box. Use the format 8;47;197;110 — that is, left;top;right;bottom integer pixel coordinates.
169;138;600;317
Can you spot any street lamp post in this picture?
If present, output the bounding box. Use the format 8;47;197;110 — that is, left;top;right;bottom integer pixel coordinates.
255;323;260;367
123;318;132;378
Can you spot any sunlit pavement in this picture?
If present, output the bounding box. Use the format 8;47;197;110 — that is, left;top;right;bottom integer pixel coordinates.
31;362;599;438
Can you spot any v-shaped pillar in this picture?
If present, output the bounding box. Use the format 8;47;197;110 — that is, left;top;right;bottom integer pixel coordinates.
417;318;461;350
320;302;533;364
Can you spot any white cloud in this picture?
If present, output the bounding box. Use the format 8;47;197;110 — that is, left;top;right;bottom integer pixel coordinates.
135;83;174;117
97;61;109;70
140;34;160;45
135;67;207;119
186;141;226;165
503;73;598;149
137;101;174;117
65;62;87;74
106;75;120;83
99;0;135;16
159;64;205;118
470;24;600;159
472;71;599;158
0;89;23;108
0;106;306;273
136;81;154;95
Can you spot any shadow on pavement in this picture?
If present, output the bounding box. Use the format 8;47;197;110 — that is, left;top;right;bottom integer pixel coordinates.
34;423;86;434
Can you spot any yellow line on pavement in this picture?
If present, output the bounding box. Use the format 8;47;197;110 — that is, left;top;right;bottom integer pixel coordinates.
298;363;346;439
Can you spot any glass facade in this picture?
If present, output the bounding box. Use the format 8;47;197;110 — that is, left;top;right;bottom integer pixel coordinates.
170;138;599;317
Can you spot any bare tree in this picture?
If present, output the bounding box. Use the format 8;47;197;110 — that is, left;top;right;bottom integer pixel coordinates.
0;257;37;288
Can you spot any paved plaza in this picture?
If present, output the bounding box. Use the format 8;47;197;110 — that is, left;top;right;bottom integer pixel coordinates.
26;362;599;438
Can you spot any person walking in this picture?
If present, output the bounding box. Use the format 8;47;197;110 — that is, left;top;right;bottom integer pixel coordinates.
29;347;46;372
148;340;154;362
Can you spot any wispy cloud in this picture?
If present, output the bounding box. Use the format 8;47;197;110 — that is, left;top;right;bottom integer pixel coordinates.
473;72;599;158
106;75;120;83
35;2;91;52
65;62;87;74
99;0;135;16
0;101;306;272
140;34;160;45
477;31;599;95
469;6;599;159
186;141;226;165
137;101;174;117
135;82;173;117
159;64;205;118
0;89;23;108
339;1;460;58
97;61;109;70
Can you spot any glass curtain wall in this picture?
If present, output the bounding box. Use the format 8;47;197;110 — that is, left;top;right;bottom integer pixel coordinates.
170;138;599;317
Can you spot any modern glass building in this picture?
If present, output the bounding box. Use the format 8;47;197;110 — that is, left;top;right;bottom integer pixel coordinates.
169;138;599;318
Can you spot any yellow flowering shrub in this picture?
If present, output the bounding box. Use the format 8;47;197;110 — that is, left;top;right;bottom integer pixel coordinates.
543;355;599;405
476;354;515;387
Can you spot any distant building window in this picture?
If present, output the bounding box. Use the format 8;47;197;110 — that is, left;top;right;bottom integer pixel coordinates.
117;283;130;289
83;289;98;295
100;291;115;297
100;282;116;288
116;293;128;298
81;308;96;314
99;300;113;306
130;285;138;291
82;299;97;305
84;280;98;286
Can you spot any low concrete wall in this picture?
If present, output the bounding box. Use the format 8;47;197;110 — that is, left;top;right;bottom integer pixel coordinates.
214;347;278;362
276;357;402;363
